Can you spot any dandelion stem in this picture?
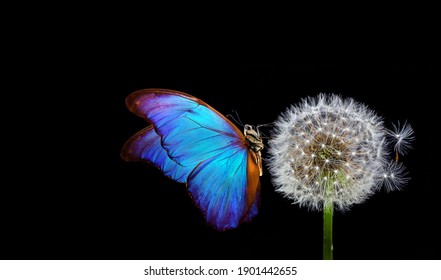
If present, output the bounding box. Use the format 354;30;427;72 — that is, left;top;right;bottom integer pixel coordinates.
323;202;333;260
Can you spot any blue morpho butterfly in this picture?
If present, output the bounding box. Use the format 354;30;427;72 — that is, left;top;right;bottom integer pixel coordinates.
121;88;264;231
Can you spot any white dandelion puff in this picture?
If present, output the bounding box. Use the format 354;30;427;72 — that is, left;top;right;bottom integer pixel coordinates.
268;93;413;211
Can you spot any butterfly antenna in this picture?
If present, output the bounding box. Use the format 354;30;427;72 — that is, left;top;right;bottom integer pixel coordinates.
226;110;245;128
257;122;274;139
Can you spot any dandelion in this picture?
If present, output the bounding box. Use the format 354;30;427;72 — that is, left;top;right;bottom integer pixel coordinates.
268;93;414;259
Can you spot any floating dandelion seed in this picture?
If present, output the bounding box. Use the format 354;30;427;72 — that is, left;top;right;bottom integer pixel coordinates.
380;161;409;192
268;93;414;259
388;120;415;161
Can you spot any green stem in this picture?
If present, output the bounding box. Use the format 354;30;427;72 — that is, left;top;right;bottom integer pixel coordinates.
323;202;333;260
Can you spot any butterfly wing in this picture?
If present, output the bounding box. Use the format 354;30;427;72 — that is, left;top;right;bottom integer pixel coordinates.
188;150;261;230
121;125;194;183
122;88;260;230
125;89;244;167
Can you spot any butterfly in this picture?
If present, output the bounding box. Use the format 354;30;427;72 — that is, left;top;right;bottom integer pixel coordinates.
121;88;263;231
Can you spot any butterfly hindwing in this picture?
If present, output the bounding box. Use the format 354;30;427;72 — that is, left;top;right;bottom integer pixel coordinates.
121;125;195;183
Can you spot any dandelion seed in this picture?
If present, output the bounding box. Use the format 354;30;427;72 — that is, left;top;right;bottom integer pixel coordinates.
380;161;409;192
388;120;415;160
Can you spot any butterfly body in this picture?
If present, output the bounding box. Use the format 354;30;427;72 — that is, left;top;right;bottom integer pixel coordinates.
244;124;264;176
121;89;263;230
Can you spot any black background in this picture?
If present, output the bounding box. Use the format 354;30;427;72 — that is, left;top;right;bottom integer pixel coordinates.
3;64;437;260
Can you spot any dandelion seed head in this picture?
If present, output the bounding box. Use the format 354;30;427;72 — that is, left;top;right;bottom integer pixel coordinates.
268;93;412;211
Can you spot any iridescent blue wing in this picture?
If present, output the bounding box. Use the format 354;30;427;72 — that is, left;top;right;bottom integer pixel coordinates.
121;125;194;183
125;89;244;166
122;88;260;230
188;150;261;230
